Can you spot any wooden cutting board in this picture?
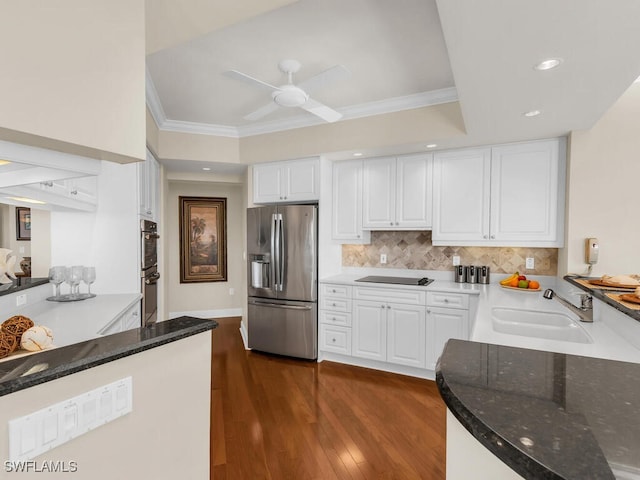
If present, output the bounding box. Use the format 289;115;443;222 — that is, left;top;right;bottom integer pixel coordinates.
619;294;640;305
588;279;638;290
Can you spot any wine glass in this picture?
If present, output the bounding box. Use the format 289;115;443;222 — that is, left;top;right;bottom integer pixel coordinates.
82;266;96;296
66;265;83;298
48;266;66;298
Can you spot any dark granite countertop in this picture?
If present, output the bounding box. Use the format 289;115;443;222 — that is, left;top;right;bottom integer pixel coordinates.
0;316;217;397
437;339;640;480
564;275;640;322
0;277;48;296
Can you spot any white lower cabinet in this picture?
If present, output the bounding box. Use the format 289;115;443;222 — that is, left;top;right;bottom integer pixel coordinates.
387;303;426;368
352;300;387;361
320;281;471;377
99;301;141;336
426;292;470;371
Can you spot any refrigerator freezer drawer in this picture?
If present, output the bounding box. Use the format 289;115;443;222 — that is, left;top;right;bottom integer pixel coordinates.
248;298;318;360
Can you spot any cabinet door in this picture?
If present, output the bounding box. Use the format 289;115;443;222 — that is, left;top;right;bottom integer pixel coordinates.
490;139;562;245
352;300;387;361
139;149;160;219
362;157;396;228
426;307;469;370
387;303;426;368
395;154;433;229
68;176;98;205
432;148;491;243
284;158;319;202
332;159;370;243
253;163;283;203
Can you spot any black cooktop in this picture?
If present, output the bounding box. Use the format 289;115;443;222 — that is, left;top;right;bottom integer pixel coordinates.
355;276;433;286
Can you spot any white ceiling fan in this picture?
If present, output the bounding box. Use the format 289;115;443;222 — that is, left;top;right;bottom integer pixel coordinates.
223;59;349;123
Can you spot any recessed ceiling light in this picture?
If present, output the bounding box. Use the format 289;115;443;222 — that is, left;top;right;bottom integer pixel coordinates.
353;152;363;157
202;167;211;171
534;58;562;71
426;144;437;149
523;110;541;117
0;159;11;166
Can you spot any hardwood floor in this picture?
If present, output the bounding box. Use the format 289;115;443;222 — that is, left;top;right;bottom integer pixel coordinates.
211;317;446;479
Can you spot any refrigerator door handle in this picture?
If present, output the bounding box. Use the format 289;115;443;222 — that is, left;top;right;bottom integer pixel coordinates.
251;300;313;311
271;213;279;291
274;213;283;291
277;213;285;291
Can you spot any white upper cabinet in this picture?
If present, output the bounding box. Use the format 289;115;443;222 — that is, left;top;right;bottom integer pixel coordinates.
253;157;319;204
362;153;433;230
432;139;565;247
332;159;370;243
138;149;160;221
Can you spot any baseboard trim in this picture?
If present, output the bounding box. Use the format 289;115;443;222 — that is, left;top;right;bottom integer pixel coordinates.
239;321;250;350
169;308;243;320
319;351;435;381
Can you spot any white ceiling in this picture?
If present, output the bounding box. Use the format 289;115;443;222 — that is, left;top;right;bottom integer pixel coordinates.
145;0;640;163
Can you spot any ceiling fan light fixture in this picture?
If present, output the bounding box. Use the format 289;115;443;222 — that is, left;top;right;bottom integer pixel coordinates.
523;109;541;117
272;86;309;107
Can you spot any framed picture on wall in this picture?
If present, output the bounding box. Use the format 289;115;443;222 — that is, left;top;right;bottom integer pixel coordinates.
16;207;31;241
179;196;227;283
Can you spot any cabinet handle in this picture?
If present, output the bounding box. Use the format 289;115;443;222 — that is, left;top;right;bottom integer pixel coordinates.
42;181;53;187
444;298;449;303
483;235;488;239
386;305;391;309
332;317;337;321
332;289;336;292
146;210;152;214
332;337;336;343
332;302;337;306
490;235;495;239
389;222;393;226
395;222;399;225
70;189;78;195
380;305;385;309
357;234;360;238
427;309;431;314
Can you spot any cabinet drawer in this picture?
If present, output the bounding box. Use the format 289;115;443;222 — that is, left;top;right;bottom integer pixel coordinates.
320;310;352;327
354;286;425;305
426;292;469;309
320;297;352;312
320;284;352;299
320;325;352;355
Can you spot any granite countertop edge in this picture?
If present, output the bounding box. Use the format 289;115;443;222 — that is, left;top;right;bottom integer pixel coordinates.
435;356;565;480
0;316;218;397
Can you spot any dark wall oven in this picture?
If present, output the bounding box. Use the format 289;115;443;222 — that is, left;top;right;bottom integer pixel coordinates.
141;219;160;326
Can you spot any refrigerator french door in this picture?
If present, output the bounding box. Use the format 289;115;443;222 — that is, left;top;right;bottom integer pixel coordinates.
247;205;318;359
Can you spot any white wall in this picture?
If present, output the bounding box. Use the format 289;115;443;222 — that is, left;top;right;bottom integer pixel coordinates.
0;204;31;275
0;0;146;164
166;180;245;318
0;332;211;480
30;209;51;278
560;82;640;276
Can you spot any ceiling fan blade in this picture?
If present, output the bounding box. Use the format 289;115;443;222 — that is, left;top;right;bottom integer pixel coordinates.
244;102;281;122
301;98;343;123
297;65;350;93
223;70;280;92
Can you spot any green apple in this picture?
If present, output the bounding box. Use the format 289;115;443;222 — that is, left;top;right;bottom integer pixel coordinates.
518;280;530;288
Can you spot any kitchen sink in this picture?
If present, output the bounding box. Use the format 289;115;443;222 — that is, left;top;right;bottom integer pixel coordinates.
491;307;593;344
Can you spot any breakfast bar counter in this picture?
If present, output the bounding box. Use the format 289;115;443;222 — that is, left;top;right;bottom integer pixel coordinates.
436;339;640;480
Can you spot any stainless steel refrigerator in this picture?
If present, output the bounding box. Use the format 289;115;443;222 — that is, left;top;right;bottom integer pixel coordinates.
247;204;317;359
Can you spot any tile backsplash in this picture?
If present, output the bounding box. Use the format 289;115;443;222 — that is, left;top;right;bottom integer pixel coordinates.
342;231;557;275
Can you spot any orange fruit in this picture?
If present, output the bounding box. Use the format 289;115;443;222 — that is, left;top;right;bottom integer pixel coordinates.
508;278;519;287
529;280;540;289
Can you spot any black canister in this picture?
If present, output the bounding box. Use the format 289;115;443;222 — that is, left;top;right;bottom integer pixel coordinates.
454;265;466;283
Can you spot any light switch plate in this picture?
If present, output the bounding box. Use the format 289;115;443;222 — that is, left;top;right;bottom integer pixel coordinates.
526;257;535;269
452;256;460;266
380;254;387;264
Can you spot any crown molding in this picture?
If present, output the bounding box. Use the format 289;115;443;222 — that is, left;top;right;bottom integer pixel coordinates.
146;68;458;138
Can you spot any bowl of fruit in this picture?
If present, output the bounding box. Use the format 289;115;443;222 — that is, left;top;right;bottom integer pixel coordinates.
499;272;540;291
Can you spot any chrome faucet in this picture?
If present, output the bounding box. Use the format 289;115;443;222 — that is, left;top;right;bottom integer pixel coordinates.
543;289;593;323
